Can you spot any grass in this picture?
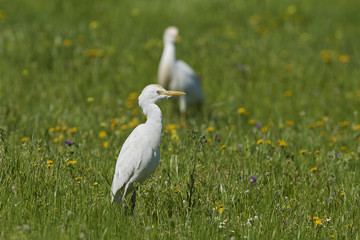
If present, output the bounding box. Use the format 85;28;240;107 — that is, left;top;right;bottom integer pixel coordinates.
1;0;360;239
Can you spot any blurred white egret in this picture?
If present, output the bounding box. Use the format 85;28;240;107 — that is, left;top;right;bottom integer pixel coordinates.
110;84;185;212
158;26;203;126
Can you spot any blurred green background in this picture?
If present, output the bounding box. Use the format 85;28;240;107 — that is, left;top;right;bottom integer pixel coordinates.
0;0;359;239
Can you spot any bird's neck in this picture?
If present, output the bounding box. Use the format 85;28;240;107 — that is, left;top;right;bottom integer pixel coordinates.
158;43;176;88
143;104;163;134
162;42;176;62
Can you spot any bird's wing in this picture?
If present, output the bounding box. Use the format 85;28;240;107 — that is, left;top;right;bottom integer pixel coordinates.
172;60;203;103
110;124;149;201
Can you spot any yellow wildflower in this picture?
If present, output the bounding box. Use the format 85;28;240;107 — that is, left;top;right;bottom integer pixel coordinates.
284;64;293;71
237;108;247;115
330;235;334;239
299;149;306;154
310;167;318;172
68;127;77;134
261;126;268;133
98;131;107;139
45;160;53;168
278;140;288;147
53;138;59;143
285;120;294;126
338;55;349;63
87;97;95;102
67;160;77;165
22;69;29;75
173;189;179;193
132;108;139;115
205;126;214;132
49;127;55;132
126;100;135;109
342;121;350;127
127;92;137;101
102;141;109;148
315;150;320;155
128;118;139;128
320;49;332;63
86;168;92;171
256;139;264;144
85;49;105;57
75;176;82;181
354;124;360;131
284;90;292;97
248;119;256;125
216;204;224;213
312;216;324;226
63;39;72;47
55;126;61;132
120;124;128;131
171;130;179;142
315;219;323;226
165;124;180;132
316;120;324;126
62;126;67;131
0;10;7;20
111;118;118;129
21;137;29;143
340;146;347;151
220;145;227;150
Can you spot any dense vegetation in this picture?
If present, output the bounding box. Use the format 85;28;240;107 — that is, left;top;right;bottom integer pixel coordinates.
1;0;359;239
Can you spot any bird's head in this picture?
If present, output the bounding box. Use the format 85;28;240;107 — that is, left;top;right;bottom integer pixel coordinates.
138;84;185;107
163;26;179;44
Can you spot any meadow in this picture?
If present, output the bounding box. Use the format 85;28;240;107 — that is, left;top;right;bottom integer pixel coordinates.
1;0;360;239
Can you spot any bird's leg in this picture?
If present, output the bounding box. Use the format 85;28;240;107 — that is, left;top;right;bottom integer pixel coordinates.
181;112;186;127
121;183;130;215
121;198;126;215
179;95;187;127
131;188;137;222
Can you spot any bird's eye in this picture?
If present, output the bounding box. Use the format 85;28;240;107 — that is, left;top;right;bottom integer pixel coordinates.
156;90;161;94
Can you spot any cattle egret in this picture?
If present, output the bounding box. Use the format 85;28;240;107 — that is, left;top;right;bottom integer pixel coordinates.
111;84;185;212
158;26;203;126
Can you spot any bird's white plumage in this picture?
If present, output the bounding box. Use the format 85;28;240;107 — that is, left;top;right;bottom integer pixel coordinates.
172;60;203;104
110;84;185;205
110;124;160;203
158;26;203;121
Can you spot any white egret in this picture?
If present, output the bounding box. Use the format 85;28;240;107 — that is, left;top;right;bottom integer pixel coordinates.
110;84;185;212
158;26;203;126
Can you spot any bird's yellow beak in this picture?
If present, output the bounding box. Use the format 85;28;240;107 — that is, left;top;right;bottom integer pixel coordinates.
175;34;181;42
158;90;185;96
